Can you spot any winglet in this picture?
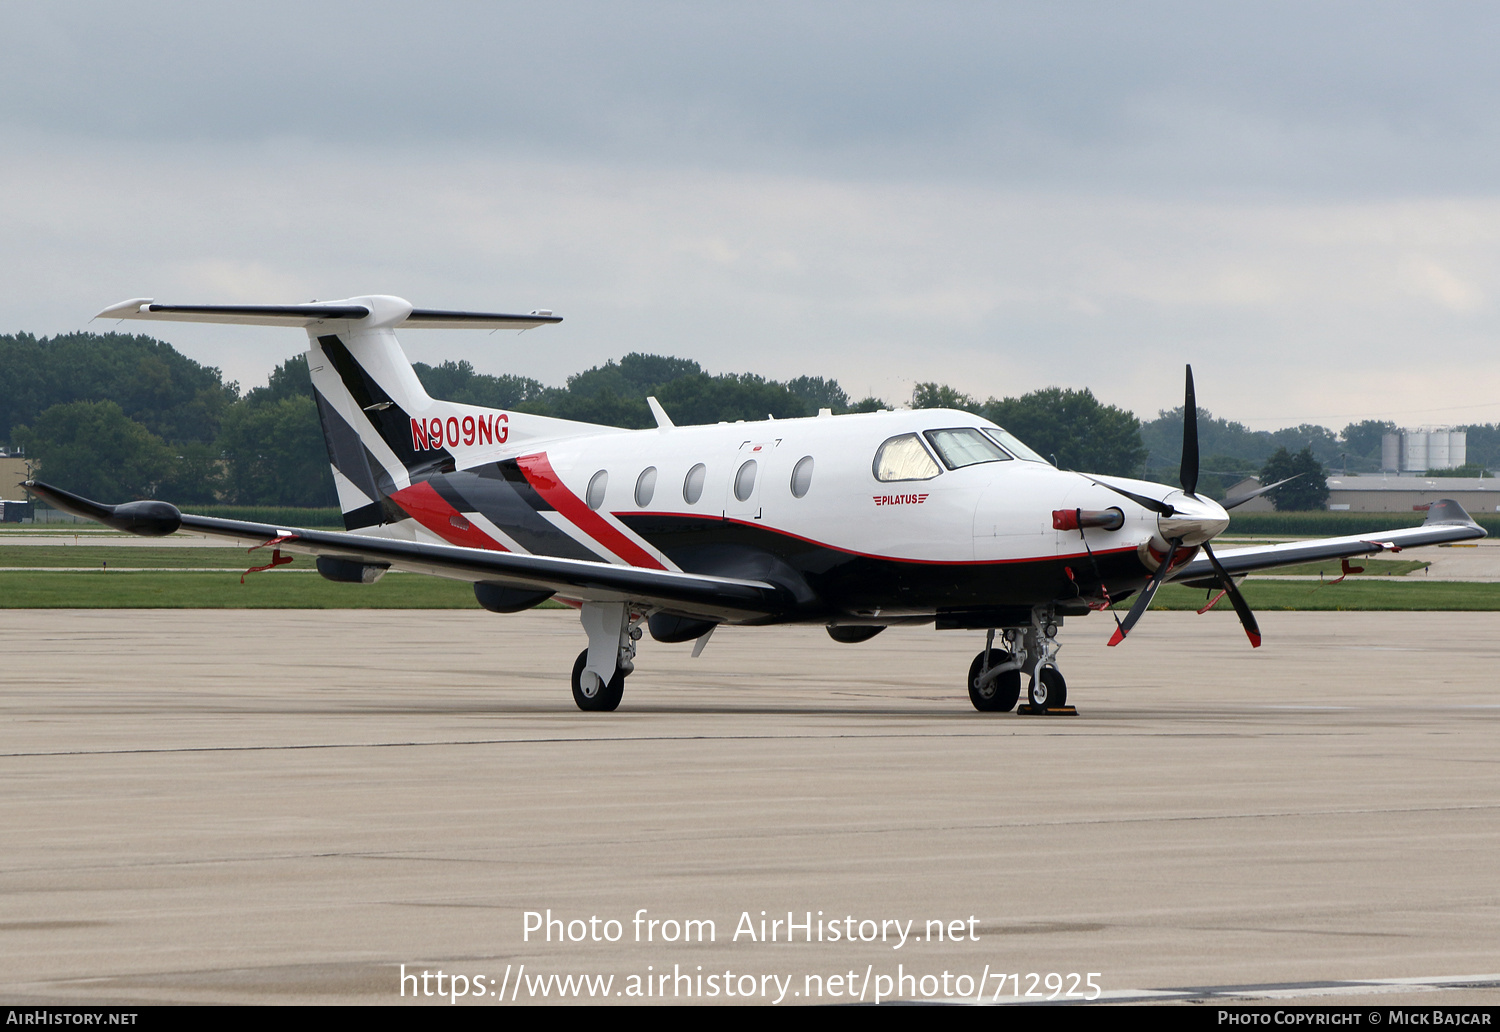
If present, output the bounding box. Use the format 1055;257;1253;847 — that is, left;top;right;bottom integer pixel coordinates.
1423;498;1485;533
94;298;153;321
647;397;675;430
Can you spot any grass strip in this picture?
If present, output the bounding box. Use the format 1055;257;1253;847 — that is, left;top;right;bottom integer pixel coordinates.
0;570;518;608
0;546;263;569
1130;580;1500;612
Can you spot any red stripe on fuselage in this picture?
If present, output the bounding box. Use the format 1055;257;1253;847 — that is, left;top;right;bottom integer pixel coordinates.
515;453;667;570
389;480;509;551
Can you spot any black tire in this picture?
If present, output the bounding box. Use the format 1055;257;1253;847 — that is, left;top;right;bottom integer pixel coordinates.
571;649;626;712
968;649;1021;712
1029;666;1066;710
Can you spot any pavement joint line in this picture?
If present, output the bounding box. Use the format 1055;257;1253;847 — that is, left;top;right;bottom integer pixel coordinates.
0;728;1384;759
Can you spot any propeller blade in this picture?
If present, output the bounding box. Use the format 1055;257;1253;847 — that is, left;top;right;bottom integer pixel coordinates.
1076;472;1179;517
1202;541;1261;647
1108;537;1182;646
1222;473;1302;511
1180;365;1199;498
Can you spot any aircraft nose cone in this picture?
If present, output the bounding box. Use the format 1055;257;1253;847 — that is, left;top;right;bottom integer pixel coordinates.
1157;493;1229;547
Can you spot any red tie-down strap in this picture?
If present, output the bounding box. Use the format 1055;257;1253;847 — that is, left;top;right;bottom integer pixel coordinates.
242;534;298;583
1324;557;1365;586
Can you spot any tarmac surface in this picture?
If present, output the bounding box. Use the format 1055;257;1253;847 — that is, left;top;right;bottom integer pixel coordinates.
2;608;1499;1006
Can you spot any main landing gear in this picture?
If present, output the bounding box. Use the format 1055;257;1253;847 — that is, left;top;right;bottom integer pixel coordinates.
571;601;642;712
968;611;1069;713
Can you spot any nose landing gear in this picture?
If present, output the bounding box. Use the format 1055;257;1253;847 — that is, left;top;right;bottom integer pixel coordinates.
968;611;1073;714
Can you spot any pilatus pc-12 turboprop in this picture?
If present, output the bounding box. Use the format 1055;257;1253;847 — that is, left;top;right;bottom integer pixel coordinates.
24;295;1487;712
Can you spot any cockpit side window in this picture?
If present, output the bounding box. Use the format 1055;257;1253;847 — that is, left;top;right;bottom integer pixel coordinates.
873;434;942;482
923;428;1012;470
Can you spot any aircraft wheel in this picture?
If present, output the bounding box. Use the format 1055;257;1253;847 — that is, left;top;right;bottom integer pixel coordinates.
1029;666;1066;710
571;649;626;712
968;650;1021;712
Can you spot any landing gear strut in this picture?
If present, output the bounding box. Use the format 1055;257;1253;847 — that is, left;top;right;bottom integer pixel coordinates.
1025;613;1067;710
572;602;642;712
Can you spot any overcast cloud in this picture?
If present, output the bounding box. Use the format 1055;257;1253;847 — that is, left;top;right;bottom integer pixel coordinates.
3;2;1498;429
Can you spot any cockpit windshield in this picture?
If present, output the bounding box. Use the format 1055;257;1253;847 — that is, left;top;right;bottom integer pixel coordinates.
923;428;1011;469
982;427;1051;465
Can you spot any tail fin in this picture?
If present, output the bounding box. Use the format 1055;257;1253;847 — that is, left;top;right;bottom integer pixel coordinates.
97;294;598;530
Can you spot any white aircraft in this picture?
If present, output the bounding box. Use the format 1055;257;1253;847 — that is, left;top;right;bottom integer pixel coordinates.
25;295;1487;712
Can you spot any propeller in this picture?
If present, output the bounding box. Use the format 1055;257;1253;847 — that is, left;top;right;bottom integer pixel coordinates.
1079;368;1201;517
1201;540;1261;647
1107;535;1182;646
1104;365;1261;648
1181;365;1199;497
1222;473;1301;511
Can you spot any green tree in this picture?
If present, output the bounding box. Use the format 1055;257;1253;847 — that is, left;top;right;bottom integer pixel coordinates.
244;354;315;407
156;441;226;506
1259;446;1330;511
911;383;977;411
0;331;238;445
1340;419;1398;467
1199;453;1261;501
217;396;336;507
785;376;849;411
655;372;812;425
981;388;1146;477
1426;463;1488;478
413;359;547;409
1458;424;1500;471
13;401;173;500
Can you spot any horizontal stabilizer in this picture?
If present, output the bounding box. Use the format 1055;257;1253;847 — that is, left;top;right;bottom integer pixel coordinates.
94;296;561;330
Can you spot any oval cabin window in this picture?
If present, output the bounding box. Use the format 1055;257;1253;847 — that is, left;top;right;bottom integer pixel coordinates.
790;455;814;498
586;470;608;511
635;467;657;507
683;463;707;505
734;460;758;502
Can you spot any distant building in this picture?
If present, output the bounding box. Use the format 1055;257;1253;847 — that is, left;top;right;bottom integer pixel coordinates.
0;499;32;522
1381;429;1467;472
1228;474;1500;514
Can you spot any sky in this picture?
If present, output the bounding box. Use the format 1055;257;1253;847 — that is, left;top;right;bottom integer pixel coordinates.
3;1;1499;431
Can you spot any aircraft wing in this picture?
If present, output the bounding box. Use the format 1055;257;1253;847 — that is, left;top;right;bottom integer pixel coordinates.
22;481;789;624
1170;498;1487;584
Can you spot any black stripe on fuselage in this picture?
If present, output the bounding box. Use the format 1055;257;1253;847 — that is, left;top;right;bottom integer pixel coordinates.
429;467;605;561
490;458;555;511
615;512;1151;613
317;334;453;480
